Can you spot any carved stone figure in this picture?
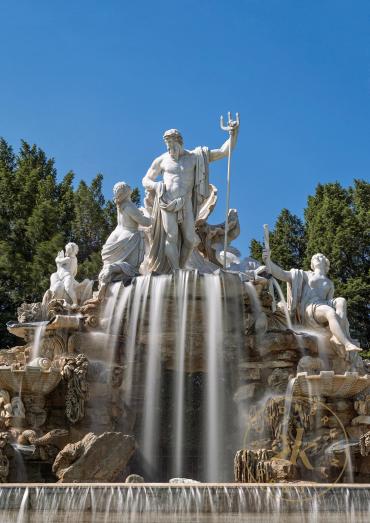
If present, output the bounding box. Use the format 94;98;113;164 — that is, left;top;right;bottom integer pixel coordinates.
50;243;80;304
17;302;43;323
262;249;360;353
142;119;239;272
98;182;151;289
43;243;93;307
0;433;10;483
23;395;47;429
18;429;70;462
62;354;89;423
10;396;25;419
195;208;240;267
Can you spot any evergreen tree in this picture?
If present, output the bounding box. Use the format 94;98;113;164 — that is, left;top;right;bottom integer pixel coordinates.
249;239;263;262
249;209;305;269
131;187;141;207
0;139;64;346
71;175;113;280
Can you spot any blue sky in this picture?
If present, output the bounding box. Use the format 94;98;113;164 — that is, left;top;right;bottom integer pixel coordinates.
1;0;369;254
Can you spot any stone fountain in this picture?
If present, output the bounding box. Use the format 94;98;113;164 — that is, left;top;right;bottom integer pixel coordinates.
0;116;369;521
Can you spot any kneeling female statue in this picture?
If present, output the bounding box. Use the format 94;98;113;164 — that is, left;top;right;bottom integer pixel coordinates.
98;182;151;289
262;248;360;353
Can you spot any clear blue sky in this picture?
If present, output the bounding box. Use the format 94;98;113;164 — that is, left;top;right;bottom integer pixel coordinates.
1;0;369;254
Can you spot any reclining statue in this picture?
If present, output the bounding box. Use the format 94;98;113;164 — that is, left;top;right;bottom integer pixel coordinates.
262;248;360;353
98;181;151;289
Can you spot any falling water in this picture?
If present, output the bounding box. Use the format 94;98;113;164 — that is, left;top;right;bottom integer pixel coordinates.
141;275;171;477
281;376;297;451
124;275;151;404
203;274;224;482
30;323;47;361
272;279;292;330
105;282;133;362
172;269;190;477
0;484;369;522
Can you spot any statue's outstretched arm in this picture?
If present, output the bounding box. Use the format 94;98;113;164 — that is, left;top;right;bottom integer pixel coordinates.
209;122;239;162
125;203;151;227
142;157;162;190
262;248;292;283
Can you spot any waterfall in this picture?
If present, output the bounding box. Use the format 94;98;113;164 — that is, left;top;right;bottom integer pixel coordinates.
0;484;369;522
203;273;224;482
124;275;151;405
141;275;171;477
172;269;190;478
272;279;292;330
30;323;47;362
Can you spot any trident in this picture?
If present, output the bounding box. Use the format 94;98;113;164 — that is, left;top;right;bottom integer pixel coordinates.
220;111;240;269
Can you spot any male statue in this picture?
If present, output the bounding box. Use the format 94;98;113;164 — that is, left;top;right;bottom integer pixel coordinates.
142;119;239;273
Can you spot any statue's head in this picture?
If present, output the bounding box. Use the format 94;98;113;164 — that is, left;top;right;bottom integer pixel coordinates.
311;253;330;274
113;181;132;204
65;242;79;256
163;129;183;158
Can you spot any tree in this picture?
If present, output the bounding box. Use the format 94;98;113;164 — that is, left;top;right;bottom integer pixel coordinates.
249;209;305;269
131;187;141;207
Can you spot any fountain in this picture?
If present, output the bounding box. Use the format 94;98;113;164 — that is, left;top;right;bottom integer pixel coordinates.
0;116;369;521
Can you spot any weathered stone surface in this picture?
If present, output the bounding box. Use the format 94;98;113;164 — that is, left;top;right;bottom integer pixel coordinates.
259;330;318;355
269;458;299;482
267;368;290;393
125;473;144;483
233;384;256;402
239;361;294;369
52;432;135;482
352;415;370;426
239;367;260;381
297;355;324;374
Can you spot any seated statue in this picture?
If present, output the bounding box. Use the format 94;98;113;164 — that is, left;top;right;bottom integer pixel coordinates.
98;182;151;289
43;243;93;307
50;243;79;305
262;248;360;353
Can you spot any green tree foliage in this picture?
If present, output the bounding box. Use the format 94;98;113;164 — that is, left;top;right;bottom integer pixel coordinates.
0;138;116;348
249;209;305;269
249;239;263;262
131;187;141;207
250;180;369;348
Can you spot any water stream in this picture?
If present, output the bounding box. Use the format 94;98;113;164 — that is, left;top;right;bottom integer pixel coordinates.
172;270;191;478
203;274;224;482
30;323;47;362
141;275;171;477
0;485;369;522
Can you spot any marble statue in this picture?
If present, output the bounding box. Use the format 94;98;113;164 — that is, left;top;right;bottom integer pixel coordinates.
262;249;361;353
98;182;151;288
43;243;93;307
50;243;80;305
142;118;239;272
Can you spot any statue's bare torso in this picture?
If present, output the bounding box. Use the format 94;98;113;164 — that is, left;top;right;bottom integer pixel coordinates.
158;151;197;200
306;272;334;302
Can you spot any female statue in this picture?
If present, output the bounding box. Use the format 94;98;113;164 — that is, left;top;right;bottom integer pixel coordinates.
98;182;151;287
